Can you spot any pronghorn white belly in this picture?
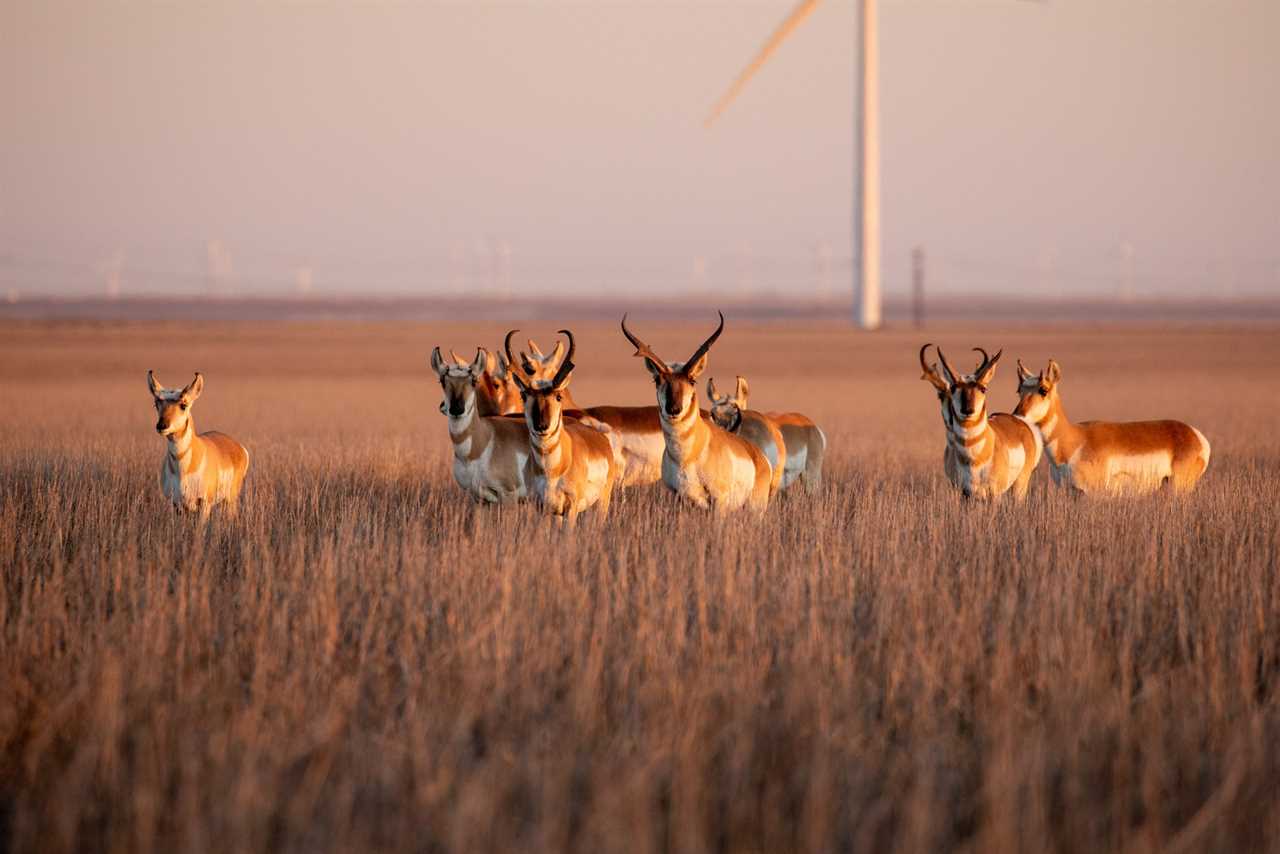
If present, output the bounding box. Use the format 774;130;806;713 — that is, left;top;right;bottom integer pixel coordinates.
1103;450;1173;493
618;432;665;486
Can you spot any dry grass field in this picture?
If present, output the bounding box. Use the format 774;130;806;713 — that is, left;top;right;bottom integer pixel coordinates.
1;318;1278;854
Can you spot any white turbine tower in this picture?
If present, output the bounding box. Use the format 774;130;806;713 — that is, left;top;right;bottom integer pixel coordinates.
708;0;1042;329
707;0;880;329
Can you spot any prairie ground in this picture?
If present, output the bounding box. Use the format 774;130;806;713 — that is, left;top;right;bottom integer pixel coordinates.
1;318;1278;853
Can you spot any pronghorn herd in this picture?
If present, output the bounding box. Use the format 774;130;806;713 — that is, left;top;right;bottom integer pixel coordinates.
144;318;1211;517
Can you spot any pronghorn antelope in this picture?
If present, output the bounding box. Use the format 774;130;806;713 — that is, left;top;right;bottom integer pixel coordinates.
706;376;786;496
432;346;531;504
1013;358;1210;495
504;330;619;521
147;371;249;516
621;313;772;512
507;330;667;488
920;345;1041;500
442;348;523;416
707;375;827;492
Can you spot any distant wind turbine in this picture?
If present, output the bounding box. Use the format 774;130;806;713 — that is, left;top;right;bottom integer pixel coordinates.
707;0;1038;329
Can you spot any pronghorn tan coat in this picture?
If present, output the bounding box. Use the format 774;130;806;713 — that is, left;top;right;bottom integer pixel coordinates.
508;331;670;488
707;377;786;496
506;330;619;520
1013;358;1210;495
147;371;249;516
433;347;532;504
921;346;1041;500
622;313;771;513
763;411;826;491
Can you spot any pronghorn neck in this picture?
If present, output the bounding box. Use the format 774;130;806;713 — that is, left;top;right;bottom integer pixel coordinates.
661;403;709;463
1034;395;1080;465
528;415;568;476
446;403;489;461
166;418;199;475
945;403;992;463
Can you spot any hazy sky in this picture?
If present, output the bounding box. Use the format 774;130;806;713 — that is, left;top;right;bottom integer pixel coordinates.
3;0;1278;299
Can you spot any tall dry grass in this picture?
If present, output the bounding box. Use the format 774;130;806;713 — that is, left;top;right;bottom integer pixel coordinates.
1;320;1278;853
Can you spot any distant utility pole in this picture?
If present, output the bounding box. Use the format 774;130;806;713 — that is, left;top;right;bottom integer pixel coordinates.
912;246;925;329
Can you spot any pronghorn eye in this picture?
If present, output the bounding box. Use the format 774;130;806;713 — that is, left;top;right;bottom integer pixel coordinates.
555;393;562;402
1038;387;1049;396
179;403;188;411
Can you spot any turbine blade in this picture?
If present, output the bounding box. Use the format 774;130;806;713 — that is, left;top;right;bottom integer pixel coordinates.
705;0;822;127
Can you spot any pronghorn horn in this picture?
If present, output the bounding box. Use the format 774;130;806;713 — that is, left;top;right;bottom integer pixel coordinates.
620;314;668;372
684;310;725;373
549;329;576;389
972;347;990;373
557;328;576;370
1016;358;1032;380
919;344;949;392
936;346;961;384
504;330;531;384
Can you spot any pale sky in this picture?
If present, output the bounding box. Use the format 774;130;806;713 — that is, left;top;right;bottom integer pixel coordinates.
3;0;1278;299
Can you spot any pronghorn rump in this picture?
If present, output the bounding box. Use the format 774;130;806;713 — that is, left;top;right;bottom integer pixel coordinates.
762;412;826;492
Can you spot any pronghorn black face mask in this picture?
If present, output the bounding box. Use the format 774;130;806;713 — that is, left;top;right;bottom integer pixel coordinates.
431;347;487;418
621;311;724;421
505;329;576;436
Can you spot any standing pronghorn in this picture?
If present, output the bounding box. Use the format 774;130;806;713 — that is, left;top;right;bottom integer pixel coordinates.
508;330;667;488
706;376;786;496
146;371;249;516
504;330;619;521
1013;358;1210;494
621;313;772;512
432;346;531;504
707;375;827;493
920;345;1041;500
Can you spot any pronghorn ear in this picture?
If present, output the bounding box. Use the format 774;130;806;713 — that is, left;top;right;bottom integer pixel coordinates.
492;353;509;380
181;372;204;404
548;339;565;366
706;377;721;402
1045;359;1062;385
976;350;1002;385
684;353;709;380
734;376;749;407
430;347;448;377
468;348;487;379
147;370;164;398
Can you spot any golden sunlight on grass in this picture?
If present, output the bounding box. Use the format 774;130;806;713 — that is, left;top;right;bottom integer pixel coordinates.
1;320;1278;853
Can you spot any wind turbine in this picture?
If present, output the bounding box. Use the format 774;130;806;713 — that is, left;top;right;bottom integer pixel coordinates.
707;0;881;329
